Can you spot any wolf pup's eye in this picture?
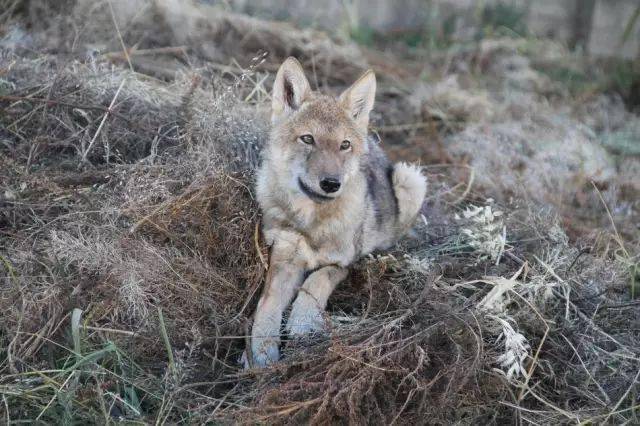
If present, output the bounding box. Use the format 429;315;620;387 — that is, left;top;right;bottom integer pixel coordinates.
340;140;351;151
299;134;315;145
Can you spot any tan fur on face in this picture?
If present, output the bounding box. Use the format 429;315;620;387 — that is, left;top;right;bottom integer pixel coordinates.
268;94;366;197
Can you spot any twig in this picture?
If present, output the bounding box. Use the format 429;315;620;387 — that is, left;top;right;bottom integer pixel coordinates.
208;383;241;419
327;347;404;372
506;289;550;403
107;0;134;72
451;166;475;205
81;78;127;164
524;388;580;421
551;287;633;354
84;325;144;337
591;181;628;257
102;45;187;60
599;300;640;309
601;367;640;424
560;334;610;405
578;404;640;425
3;254;24;374
128;185;205;234
2;394;9;425
244;73;270;102
35;371;75;421
534;255;571;320
256;398;322;421
591;181;636;298
0;94;133;124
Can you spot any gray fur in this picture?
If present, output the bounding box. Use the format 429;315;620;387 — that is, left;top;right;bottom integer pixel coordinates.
363;138;398;227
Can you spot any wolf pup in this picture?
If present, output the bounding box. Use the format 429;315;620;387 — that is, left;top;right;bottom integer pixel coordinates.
248;57;427;367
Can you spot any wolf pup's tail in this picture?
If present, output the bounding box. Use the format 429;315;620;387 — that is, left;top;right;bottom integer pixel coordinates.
392;162;427;230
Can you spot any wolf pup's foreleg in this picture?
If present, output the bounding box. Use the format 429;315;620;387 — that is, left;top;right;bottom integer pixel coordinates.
286;265;348;336
250;244;306;367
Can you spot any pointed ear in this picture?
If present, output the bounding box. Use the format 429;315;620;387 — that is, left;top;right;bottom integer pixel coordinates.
271;57;310;123
339;70;376;131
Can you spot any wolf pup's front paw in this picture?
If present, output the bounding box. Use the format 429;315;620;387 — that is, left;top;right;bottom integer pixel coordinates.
286;294;325;336
248;337;280;368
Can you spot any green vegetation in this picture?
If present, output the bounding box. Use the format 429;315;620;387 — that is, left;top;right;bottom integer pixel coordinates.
346;0;528;50
480;1;528;38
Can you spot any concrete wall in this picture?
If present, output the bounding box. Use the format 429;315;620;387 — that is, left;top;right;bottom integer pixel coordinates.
525;0;576;41
219;0;639;59
589;0;640;59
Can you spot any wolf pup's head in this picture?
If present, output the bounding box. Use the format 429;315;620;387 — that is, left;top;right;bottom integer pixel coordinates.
267;57;376;202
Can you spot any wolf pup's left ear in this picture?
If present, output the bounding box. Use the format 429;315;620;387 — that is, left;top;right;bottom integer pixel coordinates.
339;70;376;132
272;57;310;123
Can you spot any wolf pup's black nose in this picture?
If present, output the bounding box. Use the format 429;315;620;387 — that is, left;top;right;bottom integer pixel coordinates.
319;177;341;193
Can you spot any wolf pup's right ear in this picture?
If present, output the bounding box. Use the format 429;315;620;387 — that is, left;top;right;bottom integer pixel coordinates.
271;57;310;124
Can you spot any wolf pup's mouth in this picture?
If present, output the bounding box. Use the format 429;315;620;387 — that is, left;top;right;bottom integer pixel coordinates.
298;178;335;203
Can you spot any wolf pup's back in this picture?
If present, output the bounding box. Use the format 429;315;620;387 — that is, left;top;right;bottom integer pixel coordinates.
357;138;426;255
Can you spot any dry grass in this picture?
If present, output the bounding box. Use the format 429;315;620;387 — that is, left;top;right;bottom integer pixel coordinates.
1;1;639;424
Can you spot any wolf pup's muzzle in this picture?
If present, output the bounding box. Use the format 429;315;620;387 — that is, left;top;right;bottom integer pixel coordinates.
319;177;341;193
